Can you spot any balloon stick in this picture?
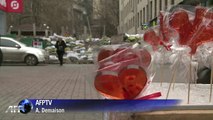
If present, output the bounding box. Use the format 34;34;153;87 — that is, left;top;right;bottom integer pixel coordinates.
166;60;179;99
187;55;192;104
209;55;213;102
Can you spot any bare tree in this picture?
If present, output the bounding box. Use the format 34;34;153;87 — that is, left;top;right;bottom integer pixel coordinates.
7;0;83;35
93;0;119;37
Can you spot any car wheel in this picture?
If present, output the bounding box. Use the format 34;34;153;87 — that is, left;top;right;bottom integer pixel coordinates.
197;67;211;84
69;57;78;64
25;55;38;66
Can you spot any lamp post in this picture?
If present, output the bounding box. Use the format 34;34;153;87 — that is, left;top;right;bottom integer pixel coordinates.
45;26;49;37
43;24;49;37
8;25;13;34
83;11;92;37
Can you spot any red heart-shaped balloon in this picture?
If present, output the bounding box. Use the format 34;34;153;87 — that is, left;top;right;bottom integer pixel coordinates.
193;7;207;31
98;49;114;69
94;67;147;99
118;67;147;99
113;47;126;54
94;73;123;99
139;49;151;68
97;49;114;62
169;10;193;45
188;8;213;54
144;29;161;51
99;48;140;70
160;12;171;43
113;51;138;63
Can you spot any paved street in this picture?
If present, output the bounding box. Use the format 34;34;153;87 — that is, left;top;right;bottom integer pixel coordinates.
0;64;104;120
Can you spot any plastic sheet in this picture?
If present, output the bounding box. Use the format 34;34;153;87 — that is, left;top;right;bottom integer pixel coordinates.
93;44;156;99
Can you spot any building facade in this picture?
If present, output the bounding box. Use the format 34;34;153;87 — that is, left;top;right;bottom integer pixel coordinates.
118;0;183;34
6;0;89;37
0;10;6;35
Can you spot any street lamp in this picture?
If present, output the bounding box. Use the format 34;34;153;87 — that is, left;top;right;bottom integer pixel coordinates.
8;25;13;34
83;11;92;36
43;24;49;37
45;26;49;37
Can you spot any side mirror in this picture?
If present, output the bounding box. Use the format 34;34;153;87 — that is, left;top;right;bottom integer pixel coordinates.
15;45;21;49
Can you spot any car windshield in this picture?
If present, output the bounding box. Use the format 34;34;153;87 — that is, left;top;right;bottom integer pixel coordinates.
19;42;27;47
13;40;27;47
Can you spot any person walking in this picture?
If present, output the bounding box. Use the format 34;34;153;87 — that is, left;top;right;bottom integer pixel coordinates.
55;38;67;66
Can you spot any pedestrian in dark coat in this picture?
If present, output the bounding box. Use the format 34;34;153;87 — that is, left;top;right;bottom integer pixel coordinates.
55;38;67;66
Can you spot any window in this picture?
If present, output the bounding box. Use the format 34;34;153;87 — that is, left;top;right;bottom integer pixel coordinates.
140;10;142;25
165;0;168;9
129;20;131;29
155;0;157;17
138;12;140;27
146;4;148;22
150;1;153;20
160;0;162;11
132;0;134;8
171;0;175;5
133;16;135;28
143;7;145;23
0;39;18;47
132;17;133;27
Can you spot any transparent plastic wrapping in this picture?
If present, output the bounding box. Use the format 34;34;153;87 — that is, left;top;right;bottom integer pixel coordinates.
91;44;159;100
143;5;213;84
195;42;213;69
165;6;213;54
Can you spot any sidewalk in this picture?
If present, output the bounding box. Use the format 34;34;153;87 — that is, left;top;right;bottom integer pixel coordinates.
1;64;213;120
0;64;103;120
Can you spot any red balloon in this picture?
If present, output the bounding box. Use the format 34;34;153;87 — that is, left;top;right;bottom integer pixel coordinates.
159;12;171;43
94;73;123;99
97;49;114;62
139;49;151;68
159;12;179;45
113;47;126;54
112;48;139;63
118;67;147;99
193;7;207;31
114;52;138;63
169;10;193;45
94;67;148;99
144;29;160;51
188;8;213;54
98;61;116;70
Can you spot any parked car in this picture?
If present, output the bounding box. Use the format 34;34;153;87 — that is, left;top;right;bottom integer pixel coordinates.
0;37;49;66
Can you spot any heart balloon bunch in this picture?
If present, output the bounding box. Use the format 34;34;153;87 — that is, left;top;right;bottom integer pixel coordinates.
144;6;213;55
166;6;213;54
94;45;152;99
143;23;176;51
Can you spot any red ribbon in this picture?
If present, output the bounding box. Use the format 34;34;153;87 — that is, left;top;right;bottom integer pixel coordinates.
137;92;162;100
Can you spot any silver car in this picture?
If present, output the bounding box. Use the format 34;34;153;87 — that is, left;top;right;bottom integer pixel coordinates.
0;37;49;66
